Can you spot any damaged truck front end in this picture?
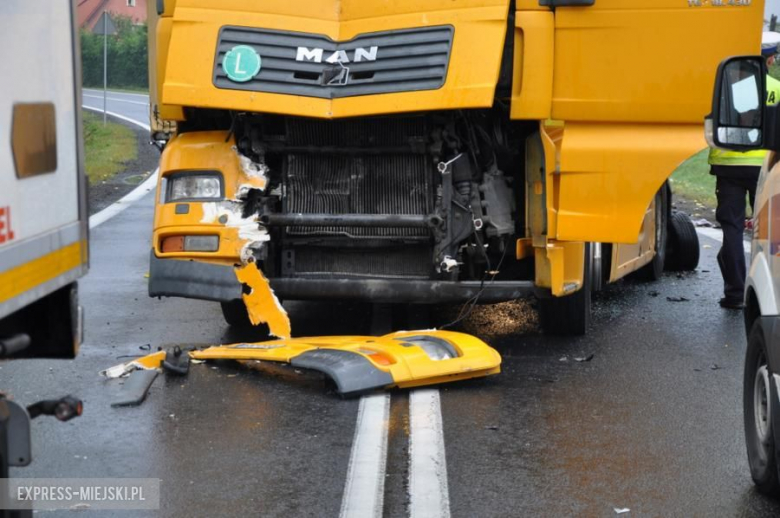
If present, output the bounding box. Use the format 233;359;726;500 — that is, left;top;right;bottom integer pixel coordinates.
149;112;535;319
147;0;752;333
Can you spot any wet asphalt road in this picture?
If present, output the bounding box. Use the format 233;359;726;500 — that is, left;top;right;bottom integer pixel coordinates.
2;91;780;516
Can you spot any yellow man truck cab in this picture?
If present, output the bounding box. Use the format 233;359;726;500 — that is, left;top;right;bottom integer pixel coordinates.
0;0;88;358
147;0;761;334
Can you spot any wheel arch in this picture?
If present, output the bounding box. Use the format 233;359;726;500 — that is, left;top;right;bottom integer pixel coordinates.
747;250;778;325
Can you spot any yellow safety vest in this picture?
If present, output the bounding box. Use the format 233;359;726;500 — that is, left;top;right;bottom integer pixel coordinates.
708;75;780;167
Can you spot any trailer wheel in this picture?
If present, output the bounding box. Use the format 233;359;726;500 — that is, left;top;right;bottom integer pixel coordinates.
637;185;669;281
539;244;592;336
665;211;700;271
220;300;252;328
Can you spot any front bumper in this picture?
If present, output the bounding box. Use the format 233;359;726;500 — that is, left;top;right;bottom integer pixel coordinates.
148;252;534;304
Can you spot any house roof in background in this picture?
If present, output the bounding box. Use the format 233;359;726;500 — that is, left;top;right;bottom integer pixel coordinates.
76;0;147;30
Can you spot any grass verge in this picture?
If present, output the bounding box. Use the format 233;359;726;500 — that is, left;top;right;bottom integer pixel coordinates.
83;109;137;184
669;149;716;208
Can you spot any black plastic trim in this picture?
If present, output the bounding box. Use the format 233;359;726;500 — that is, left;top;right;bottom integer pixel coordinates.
148;251;242;302
539;0;594;5
291;349;394;396
269;278;534;303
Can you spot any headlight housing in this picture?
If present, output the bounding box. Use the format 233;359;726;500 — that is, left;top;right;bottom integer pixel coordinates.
166;171;223;202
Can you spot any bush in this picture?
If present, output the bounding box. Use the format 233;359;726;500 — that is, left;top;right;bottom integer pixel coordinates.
81;16;148;90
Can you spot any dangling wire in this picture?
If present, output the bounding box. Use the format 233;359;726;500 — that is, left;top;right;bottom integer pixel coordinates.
440;235;508;330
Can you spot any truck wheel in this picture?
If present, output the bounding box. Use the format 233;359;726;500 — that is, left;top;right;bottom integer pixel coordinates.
539;244;592;336
744;321;780;496
220;299;252;328
665;211;700;271
637;185;669;281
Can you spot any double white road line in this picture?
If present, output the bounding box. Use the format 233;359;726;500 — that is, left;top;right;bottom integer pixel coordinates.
339;389;451;518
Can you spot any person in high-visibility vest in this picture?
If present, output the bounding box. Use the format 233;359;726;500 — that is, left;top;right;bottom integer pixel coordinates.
711;36;780;309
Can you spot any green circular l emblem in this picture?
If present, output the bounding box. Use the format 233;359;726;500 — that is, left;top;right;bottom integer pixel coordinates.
222;45;261;83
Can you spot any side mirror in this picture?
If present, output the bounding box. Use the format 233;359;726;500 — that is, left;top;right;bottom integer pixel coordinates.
710;56;767;151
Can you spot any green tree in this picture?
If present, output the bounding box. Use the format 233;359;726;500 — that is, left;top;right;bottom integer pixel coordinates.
80;16;148;90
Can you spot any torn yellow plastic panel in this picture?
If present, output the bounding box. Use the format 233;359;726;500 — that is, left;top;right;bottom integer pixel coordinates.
235;262;291;339
190;330;500;396
100;351;166;378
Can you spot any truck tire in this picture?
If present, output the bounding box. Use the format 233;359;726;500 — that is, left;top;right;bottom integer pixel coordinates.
665;211;699;271
637;185;669;281
744;321;780;496
220;299;252;328
539;244;592;336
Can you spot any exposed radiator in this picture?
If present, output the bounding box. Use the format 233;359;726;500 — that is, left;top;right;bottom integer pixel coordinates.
285;154;433;238
290;246;432;279
281;117;435;239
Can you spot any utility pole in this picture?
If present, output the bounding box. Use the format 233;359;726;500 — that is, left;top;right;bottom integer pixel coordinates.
103;11;107;125
94;12;116;125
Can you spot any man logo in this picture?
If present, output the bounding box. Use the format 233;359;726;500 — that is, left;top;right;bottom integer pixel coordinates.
295;46;378;64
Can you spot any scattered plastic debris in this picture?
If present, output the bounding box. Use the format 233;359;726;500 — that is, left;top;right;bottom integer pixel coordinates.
104;331;501;397
485;425;499;431
614;508;630;515
693;218;713;228
574;354;594;362
666;296;689;302
111;370;158;407
100;351;165;378
710;364;720;371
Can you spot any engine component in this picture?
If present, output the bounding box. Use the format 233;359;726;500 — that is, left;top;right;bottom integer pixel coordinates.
479;166;516;238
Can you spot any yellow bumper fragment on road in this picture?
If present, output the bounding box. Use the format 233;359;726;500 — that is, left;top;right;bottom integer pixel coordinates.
102;332;500;395
235;262;291;339
190;330;501;396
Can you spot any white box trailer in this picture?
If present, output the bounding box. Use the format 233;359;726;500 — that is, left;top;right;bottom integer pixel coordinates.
0;0;88;358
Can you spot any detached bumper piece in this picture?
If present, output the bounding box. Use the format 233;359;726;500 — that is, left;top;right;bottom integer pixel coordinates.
190;330;501;396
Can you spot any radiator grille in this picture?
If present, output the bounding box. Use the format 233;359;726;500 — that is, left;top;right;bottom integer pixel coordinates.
292;247;431;279
213;26;453;99
284;153;433;238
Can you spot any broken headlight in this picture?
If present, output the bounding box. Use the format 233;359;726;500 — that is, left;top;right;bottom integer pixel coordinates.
167;171;223;202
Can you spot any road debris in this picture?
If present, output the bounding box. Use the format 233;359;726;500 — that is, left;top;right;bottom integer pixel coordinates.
614;508;630;515
100;351;165;379
162;345;190;375
710;364;720;371
235;261;291;339
574;354;594;362
666;296;689;302
111;369;158;407
103;331;501;397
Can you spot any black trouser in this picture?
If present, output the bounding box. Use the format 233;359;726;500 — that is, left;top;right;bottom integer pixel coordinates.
714;173;757;301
